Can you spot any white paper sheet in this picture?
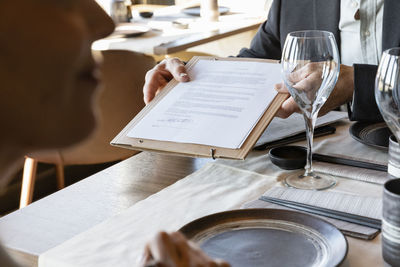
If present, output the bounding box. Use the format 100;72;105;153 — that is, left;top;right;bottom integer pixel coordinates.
128;59;281;149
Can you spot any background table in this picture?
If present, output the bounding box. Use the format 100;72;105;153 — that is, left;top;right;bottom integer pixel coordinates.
92;4;266;58
0;120;386;266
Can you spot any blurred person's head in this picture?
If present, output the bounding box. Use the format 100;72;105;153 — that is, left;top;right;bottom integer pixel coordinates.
0;0;114;183
0;0;114;156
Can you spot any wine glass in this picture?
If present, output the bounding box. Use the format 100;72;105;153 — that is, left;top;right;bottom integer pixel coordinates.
375;48;400;141
281;30;340;190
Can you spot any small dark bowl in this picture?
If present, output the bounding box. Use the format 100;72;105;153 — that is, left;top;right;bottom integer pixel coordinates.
139;11;154;18
269;146;306;170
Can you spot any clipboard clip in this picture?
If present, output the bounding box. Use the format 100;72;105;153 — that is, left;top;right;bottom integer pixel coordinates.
210;148;216;160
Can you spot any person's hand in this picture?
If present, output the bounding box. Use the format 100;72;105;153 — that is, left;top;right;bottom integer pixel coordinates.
140;231;230;267
143;58;190;104
275;64;354;118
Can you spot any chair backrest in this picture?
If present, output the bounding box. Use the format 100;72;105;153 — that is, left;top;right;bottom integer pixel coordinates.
34;50;156;165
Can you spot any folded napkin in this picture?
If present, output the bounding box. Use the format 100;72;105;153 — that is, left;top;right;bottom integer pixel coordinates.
242;186;382;240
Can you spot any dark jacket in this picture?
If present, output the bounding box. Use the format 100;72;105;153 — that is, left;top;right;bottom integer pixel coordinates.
237;0;400;122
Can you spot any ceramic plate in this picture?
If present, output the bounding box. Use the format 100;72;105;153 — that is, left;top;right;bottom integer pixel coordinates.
182;6;230;16
180;209;347;267
110;23;151;38
349;122;392;150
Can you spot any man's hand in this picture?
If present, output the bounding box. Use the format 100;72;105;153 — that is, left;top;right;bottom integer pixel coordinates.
143;58;190;104
140;231;230;267
275;64;354;118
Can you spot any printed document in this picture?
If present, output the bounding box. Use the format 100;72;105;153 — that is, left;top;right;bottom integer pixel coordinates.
128;59;281;149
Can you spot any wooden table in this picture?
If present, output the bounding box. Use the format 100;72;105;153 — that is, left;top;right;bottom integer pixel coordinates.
0;153;211;267
92;5;265;56
0;121;385;266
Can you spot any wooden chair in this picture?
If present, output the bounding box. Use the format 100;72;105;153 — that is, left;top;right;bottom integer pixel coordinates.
19;50;156;208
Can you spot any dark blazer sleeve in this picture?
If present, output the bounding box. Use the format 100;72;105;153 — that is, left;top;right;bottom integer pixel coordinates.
348;64;383;122
236;0;282;59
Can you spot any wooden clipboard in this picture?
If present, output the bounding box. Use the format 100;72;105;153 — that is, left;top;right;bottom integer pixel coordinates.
111;56;288;160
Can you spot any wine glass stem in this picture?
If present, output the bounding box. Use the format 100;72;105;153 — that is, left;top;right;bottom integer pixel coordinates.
303;112;318;176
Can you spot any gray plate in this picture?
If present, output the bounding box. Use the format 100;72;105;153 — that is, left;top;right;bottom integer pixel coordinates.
180;209;348;267
182;6;230;16
349;121;392;150
110;23;151;38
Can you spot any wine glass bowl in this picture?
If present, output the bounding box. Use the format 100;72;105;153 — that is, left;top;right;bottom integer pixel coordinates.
375;48;400;141
281;30;340;190
375;48;400;266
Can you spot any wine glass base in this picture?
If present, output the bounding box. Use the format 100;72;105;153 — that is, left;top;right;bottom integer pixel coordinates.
284;171;336;190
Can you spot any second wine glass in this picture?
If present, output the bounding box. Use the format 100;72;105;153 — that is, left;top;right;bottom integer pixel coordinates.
375;48;400;141
281;30;340;190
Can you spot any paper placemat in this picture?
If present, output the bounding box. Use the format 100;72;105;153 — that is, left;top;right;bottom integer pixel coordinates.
313;161;388;185
263;186;381;220
39;163;278;267
242;199;379;240
242;186;382;240
311;120;388;166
